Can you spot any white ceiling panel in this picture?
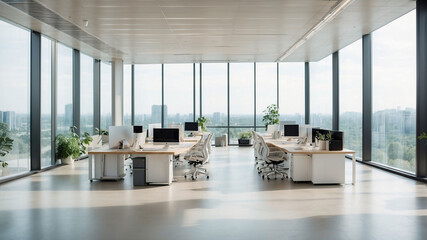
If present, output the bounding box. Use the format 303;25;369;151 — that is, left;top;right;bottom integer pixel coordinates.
0;0;417;63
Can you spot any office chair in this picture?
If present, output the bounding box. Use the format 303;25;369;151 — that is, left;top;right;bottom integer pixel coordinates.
184;133;212;180
258;136;288;180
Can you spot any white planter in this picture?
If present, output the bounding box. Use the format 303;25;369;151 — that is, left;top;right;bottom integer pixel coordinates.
62;156;74;165
318;140;330;151
102;135;109;145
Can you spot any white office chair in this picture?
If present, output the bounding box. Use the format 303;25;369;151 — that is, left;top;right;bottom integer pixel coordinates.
258;135;288;180
184;133;212;180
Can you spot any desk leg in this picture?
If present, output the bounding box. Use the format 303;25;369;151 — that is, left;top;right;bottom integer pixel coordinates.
352;154;356;185
89;154;93;182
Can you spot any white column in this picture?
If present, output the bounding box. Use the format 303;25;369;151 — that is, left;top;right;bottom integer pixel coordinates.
112;59;124;126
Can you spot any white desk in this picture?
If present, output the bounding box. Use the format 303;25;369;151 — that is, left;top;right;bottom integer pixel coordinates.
264;137;356;185
88;142;196;185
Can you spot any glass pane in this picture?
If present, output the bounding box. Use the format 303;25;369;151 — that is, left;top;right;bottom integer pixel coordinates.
80;54;94;135
230;63;254;126
310;55;332;129
206;127;228;145
195;64;200;119
123;64;132;126
372;10;416;172
0;20;30;177
279;62;305;124
41;36;52;168
339;39;362;158
256;63;277;126
164;64;193;125
229;128;254;145
134;64;162;128
202;63;227;126
100;62;112;130
57;43;73;135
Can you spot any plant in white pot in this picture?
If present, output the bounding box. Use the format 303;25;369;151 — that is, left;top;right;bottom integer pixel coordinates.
316;131;332;151
55;134;81;165
0;136;13;176
95;128;109;145
196;116;210;132
262;104;280;130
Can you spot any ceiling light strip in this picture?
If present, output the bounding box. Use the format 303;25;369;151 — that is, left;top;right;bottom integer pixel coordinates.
276;0;354;62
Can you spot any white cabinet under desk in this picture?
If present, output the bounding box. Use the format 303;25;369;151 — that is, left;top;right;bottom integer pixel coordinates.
289;154;312;182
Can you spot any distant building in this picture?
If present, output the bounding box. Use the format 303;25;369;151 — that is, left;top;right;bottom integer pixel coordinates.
213;112;220;123
0;111;3;123
2;111;16;130
151;105;167;123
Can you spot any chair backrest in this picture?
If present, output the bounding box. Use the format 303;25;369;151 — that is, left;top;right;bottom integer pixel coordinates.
200;133;212;163
206;133;213;152
257;135;271;162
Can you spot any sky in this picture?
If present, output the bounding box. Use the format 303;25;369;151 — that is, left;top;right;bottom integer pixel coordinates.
0;10;417;117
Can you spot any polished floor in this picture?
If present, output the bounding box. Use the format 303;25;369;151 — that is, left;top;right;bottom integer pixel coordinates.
1;147;427;240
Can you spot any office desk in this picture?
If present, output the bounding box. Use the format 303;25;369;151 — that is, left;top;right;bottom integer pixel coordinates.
264;137;356;185
88;142;196;184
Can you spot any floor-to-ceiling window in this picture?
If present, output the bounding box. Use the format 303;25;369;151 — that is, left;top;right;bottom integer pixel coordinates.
256;63;277;132
372;10;416;173
80;54;94;135
123;64;132;126
339;39;363;158
134;64;162;129
164;64;193;126
279;62;305;124
41;36;52;168
310;55;332;129
230;63;254;143
202;63;228;141
56;43;73;135
0;20;30;177
195;64;200;120
100;62;112;130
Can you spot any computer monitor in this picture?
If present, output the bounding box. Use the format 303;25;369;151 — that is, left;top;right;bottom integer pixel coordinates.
184;122;199;131
133;125;143;133
284;124;299;137
109;126;134;149
168;124;184;141
148;123;161;138
279;121;296;132
153;128;180;145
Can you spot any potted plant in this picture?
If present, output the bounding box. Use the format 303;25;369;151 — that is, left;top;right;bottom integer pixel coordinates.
238;131;253;146
55;134;81;165
0;136;13;168
95;128;109;144
316;131;332;150
197;117;210;132
262;104;280;130
70;126;93;155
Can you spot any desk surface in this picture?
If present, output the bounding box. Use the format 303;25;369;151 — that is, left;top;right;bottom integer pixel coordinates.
264;137;355;155
88;142;196;155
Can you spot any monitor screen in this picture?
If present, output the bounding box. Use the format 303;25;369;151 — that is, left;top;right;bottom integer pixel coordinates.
153;128;180;143
109;126;134;149
284;124;299;137
184;122;199;131
133;125;143;133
